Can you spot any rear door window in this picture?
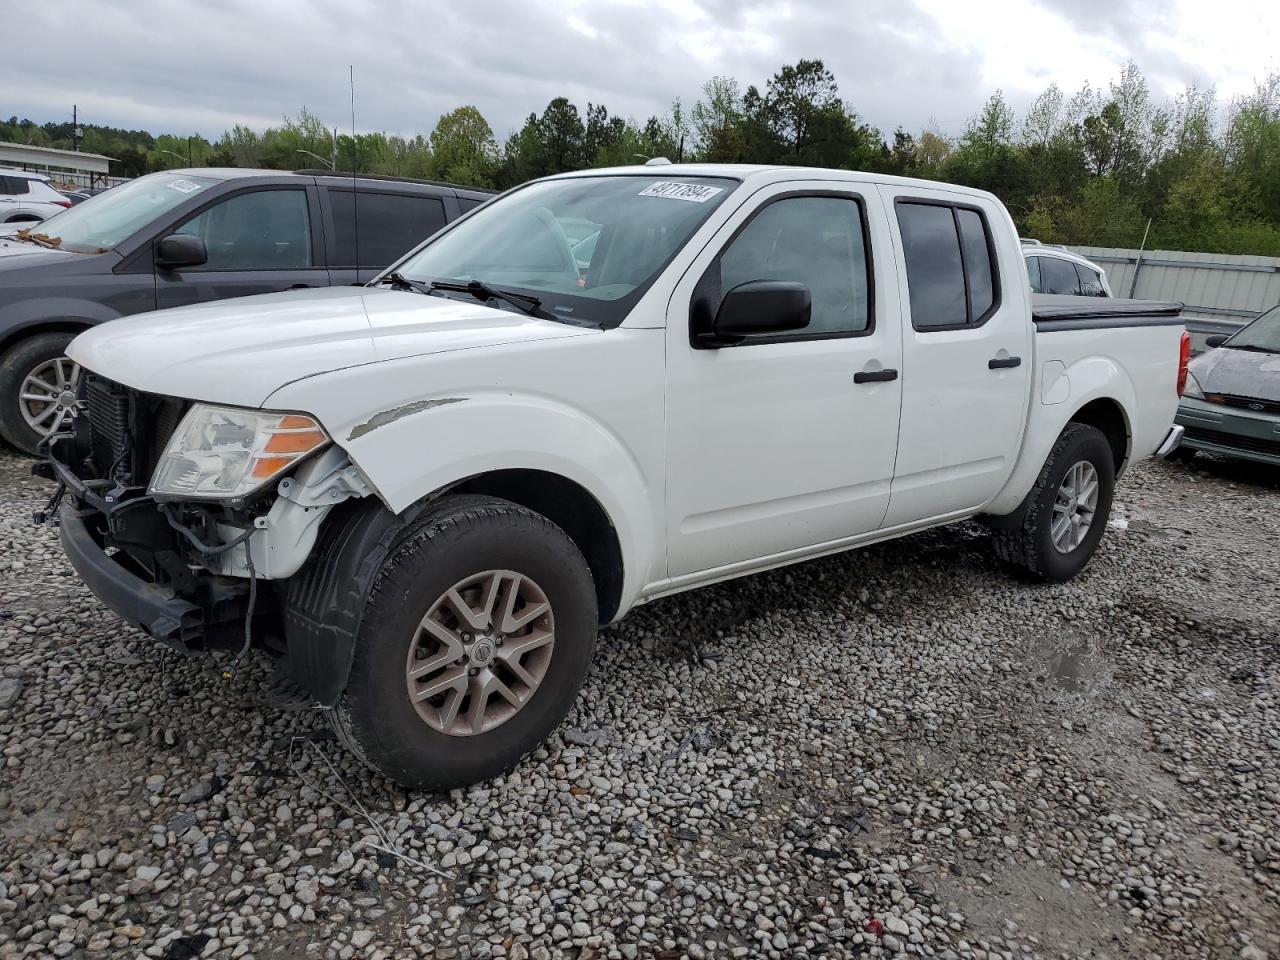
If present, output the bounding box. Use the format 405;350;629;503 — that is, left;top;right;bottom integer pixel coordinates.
956;208;995;319
328;190;447;268
896;202;968;329
1038;256;1081;295
1;176;31;196
896;200;1000;330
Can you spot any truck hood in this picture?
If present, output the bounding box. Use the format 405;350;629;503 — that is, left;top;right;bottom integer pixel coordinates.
68;285;595;408
1190;347;1280;403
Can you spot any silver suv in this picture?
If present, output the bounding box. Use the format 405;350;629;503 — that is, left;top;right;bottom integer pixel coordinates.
0;169;72;224
1022;240;1113;297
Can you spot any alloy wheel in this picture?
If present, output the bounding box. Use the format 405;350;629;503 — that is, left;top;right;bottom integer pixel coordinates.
405;570;555;736
1051;460;1099;554
19;356;81;438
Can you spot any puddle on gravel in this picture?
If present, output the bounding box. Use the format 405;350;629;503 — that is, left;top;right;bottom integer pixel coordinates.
1031;634;1111;701
1046;643;1096;695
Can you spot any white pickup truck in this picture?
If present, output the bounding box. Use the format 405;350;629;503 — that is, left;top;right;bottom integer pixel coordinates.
42;164;1189;790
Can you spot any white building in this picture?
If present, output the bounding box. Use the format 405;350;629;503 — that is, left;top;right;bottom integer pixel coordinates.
0;140;116;188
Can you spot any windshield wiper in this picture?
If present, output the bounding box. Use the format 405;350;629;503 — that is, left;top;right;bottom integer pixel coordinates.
13;229;62;249
371;270;433;295
428;279;557;321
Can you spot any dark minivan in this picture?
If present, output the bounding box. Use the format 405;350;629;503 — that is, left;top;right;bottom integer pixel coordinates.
0;168;491;453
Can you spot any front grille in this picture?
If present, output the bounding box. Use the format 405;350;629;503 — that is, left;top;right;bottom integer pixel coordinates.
1184;426;1280;458
1207;394;1280;415
78;374;190;486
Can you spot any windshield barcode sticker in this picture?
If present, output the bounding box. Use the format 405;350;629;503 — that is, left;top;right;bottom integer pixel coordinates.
168;179;203;194
638;182;724;203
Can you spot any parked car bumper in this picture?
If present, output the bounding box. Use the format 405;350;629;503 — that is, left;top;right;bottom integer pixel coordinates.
1175;398;1280;466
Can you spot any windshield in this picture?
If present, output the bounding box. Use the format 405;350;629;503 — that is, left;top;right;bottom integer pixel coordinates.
393;175;737;327
1227;305;1280;352
28;173;218;254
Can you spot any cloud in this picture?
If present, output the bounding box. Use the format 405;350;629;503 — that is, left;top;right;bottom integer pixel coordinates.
2;0;1275;147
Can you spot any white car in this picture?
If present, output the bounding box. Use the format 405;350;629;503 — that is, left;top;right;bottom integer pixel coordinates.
45;164;1188;790
1023;240;1113;297
0;169;72;224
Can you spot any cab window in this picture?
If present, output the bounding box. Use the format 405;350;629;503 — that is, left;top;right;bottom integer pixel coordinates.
711;195;872;340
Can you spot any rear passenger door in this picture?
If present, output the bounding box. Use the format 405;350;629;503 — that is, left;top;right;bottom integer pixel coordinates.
880;187;1032;526
155;185;326;310
321;189;449;285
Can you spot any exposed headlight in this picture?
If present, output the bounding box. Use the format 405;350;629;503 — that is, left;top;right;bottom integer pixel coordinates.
1182;371;1205;400
149;404;329;500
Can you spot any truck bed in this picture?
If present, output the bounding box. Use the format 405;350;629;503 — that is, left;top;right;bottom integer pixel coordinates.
1032;294;1184;331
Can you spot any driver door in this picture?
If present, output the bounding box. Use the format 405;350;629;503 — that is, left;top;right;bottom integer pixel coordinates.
664;183;903;579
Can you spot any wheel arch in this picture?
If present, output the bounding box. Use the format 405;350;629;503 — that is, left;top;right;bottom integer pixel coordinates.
1067;396;1130;475
448;469;624;625
0;319;94;357
278;475;623;709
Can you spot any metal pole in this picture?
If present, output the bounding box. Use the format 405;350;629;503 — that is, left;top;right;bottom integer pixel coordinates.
1128;217;1152;299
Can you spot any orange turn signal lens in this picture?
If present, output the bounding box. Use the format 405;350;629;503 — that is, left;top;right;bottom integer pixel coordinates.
250;455;297;479
264;428;328;454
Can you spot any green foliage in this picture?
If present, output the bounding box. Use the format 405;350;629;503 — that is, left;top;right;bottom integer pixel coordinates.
9;61;1280;255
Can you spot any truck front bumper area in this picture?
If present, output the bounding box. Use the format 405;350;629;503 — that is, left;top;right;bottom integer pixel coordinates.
59;503;205;650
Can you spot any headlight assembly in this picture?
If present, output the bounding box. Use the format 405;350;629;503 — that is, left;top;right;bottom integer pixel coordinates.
1182;371;1205;400
149;404;329;501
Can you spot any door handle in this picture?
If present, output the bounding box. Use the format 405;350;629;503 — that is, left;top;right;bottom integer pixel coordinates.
988;356;1022;369
854;368;899;384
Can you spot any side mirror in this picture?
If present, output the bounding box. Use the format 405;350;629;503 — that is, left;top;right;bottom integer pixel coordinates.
1204;334;1228;349
155;234;207;270
706;280;811;344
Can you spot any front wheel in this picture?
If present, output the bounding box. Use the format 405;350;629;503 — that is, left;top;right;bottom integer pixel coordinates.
0;332;81;454
991;423;1116;583
332;495;598;791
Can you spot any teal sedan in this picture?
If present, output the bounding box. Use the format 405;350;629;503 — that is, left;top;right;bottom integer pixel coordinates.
1176;305;1280;466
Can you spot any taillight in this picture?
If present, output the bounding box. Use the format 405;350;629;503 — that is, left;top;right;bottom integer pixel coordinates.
1176;331;1191;396
54;199;72;208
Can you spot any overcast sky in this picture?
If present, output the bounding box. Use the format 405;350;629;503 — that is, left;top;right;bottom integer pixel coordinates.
4;0;1278;145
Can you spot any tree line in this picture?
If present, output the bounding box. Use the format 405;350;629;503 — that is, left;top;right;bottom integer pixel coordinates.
5;59;1279;255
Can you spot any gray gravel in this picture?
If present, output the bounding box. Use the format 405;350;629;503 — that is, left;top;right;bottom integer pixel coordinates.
1;446;1278;960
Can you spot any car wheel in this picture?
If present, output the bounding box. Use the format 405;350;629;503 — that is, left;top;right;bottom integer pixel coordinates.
332;495;598;791
991;423;1115;583
0;332;81;455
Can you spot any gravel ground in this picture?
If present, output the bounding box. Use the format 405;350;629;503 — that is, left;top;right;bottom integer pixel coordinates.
0;445;1278;960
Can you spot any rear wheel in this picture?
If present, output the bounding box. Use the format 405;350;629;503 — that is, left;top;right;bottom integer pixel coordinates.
0;332;80;454
332;495;597;791
991;423;1115;583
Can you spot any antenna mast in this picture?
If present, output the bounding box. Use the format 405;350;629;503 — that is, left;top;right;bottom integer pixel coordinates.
350;65;361;278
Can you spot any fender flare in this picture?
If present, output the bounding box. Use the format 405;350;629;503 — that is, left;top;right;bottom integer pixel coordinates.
328;389;659;614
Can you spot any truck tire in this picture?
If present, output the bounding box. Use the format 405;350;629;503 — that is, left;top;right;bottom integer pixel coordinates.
991;423;1115;583
0;332;80;455
332;495;598;791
